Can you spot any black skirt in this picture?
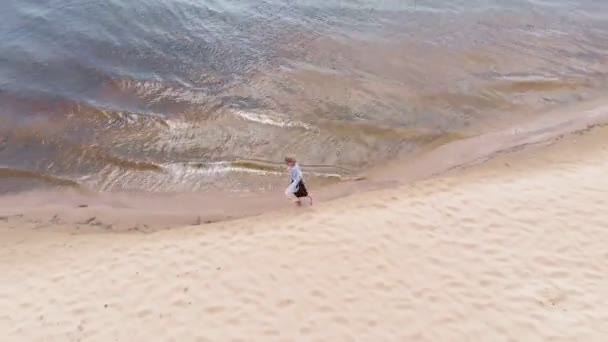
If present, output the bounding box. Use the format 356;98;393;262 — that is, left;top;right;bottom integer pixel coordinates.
294;180;308;198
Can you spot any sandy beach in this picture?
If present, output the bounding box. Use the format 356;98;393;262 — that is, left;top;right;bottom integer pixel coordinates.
2;112;608;341
3;1;608;340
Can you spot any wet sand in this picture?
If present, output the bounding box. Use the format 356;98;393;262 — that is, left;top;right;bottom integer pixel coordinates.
1;103;608;341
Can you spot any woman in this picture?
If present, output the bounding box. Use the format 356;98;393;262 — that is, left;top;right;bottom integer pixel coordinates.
284;157;311;206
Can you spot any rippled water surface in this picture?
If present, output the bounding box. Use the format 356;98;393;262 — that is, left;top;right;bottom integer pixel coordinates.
1;0;608;193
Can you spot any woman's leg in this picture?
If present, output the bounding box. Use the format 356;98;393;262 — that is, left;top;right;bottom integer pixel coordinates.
285;188;301;204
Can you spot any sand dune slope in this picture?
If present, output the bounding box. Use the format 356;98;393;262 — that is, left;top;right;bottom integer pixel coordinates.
1;132;608;341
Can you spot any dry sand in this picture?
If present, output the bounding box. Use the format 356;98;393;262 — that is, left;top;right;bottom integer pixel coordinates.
2;125;608;340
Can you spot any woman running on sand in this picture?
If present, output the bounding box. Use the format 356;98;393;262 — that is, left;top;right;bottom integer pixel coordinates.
284;157;311;206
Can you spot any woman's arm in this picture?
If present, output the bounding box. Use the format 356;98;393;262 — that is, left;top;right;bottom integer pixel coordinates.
287;166;303;193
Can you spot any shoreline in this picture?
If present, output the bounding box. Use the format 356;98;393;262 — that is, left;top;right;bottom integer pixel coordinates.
1;99;608;233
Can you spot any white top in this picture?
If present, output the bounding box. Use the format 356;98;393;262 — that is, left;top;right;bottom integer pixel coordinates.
287;164;304;193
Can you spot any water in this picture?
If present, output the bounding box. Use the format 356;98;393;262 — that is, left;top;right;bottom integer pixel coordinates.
1;0;608;193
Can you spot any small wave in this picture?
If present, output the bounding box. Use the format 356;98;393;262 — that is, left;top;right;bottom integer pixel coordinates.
492;75;580;92
82;146;164;172
233;110;313;130
104;78;215;106
0;167;80;188
230;159;357;179
320;119;468;142
229;160;283;173
179;160;282;177
101;110;170;129
164;119;195;131
414;91;514;112
191;159;356;180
